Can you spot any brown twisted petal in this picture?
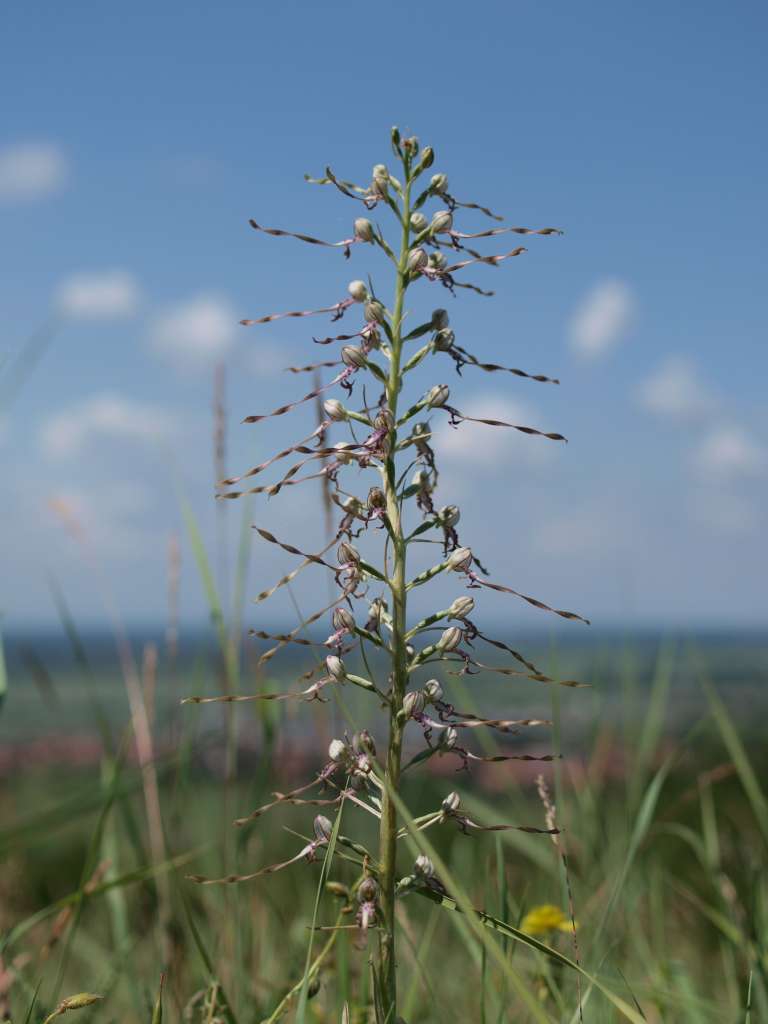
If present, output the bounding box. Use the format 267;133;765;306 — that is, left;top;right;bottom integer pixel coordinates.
453;281;495;297
469;662;589;688
254;527;337;570
452;226;563;239
464;751;560;763
448;196;504;221
251;536;337;606
234;777;327;826
447;408;567;443
258;596;348;666
287;359;343;373
241;300;350;326
471;576;589;624
445;247;527;274
452;344;560;385
249;219;352;249
473;631;544;674
187;842;320;884
220;423;327;485
218;467;328;500
242;371;346;423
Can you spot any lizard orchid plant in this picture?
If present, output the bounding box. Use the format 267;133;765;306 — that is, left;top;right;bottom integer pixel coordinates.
185;128;588;1022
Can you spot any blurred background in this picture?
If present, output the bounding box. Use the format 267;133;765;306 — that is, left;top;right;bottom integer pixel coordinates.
1;2;767;1022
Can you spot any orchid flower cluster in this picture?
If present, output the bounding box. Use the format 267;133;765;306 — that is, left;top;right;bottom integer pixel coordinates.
185;128;587;1020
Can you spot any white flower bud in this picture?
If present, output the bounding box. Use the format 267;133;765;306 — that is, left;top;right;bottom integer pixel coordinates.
438;726;458;750
372;163;388;178
328;738;348;762
354;217;374;242
357;876;378;902
447;547;473;572
430;173;449;194
433;328;455;352
374;408;394;433
448;595;475;620
437;626;462;652
429;251;448;271
411;468;432;490
412;421;431;443
410;211;428;233
402;690;426;719
324;398;347;421
341;345;366;368
348;279;368;302
367;486;386;509
403;135;419;154
333;442;355;465
407;247;429;273
442;791;461;814
426;383;450;408
314;815;334;841
430;209;453;234
332;605;356;631
337;541;360;565
439;504;460;528
423;679;444;703
415;854;435;877
326;655;347;682
431;308;449;330
364;299;386;324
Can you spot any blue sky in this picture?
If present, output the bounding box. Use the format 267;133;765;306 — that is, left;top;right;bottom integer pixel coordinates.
1;0;766;629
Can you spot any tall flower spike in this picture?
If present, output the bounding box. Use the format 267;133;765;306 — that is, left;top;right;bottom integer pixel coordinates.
186;129;587;1021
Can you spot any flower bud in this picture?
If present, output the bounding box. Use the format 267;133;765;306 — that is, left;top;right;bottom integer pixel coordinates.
407;247;429;273
341;345;367;368
423;679;444;703
367;596;386;627
426;383;450;408
371;164;389;196
348;279;368;302
429;251;448;271
333;442;355;465
57;996;102;1012
437;726;458;750
374;407;394;433
442;791;461;814
437;626;462;652
412;421;431;443
324;398;347;421
326;655;347;682
402;690;426;719
431;308;449;330
314;815;334;841
354;217;374;242
447;547;473;572
417;145;434;170
358;876;379;902
410;211;428;233
356;729;377;756
430;209;453;234
337;542;360;565
367;486;386;509
332;606;356;631
373;163;388;178
433;328;455;352
342;495;362;514
430;173;449;194
328;738;348;762
415;854;435;877
364;299;386;324
439;504;461;528
448;595;475;620
411;468;432;491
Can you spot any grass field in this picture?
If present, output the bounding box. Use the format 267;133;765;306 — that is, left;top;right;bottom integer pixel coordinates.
2;626;767;1023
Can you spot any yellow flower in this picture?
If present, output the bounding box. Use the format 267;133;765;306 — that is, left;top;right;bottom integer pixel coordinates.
521;904;576;936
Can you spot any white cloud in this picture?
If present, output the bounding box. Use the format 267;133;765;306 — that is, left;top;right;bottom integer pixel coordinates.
569;279;633;358
56;271;142;320
638;356;713;420
150;293;237;366
0;142;69;202
434;394;562;469
693;424;765;480
40;392;177;459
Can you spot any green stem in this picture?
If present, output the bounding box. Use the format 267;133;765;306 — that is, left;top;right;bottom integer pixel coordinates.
377;163;412;1020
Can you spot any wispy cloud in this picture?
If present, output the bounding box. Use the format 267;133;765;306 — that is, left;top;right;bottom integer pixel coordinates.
56;271;142;319
0;142;69;202
40;393;177;459
693;424;765;480
637;356;713;420
569;279;633;359
150;293;237;367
